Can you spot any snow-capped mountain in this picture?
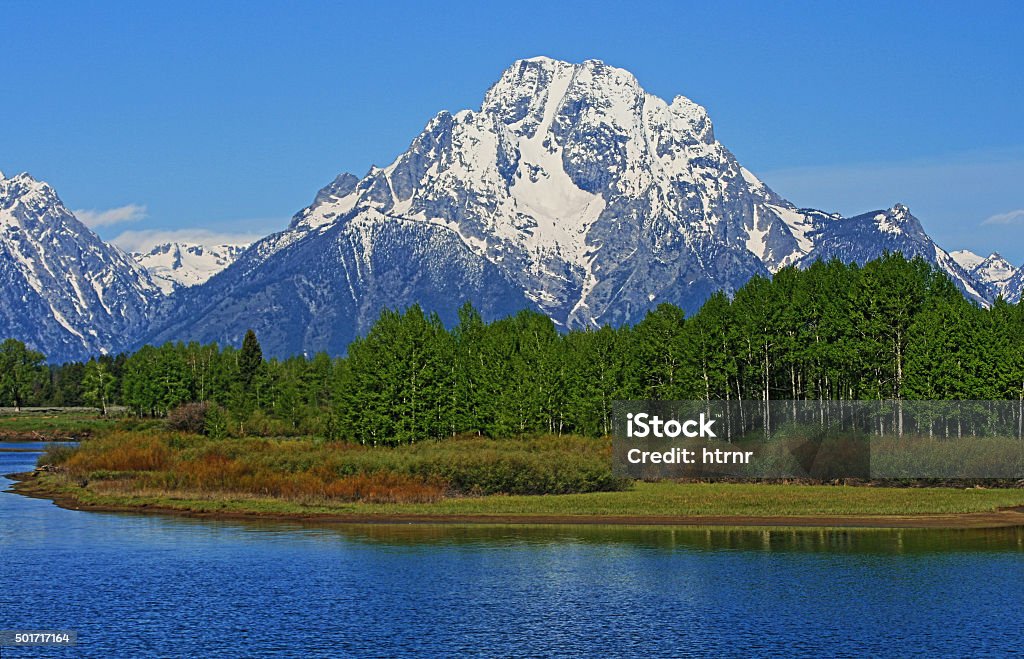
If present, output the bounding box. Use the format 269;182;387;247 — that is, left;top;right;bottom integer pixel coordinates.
951;249;1021;302
144;58;830;354
5;58;1018;360
144;198;532;356
1006;270;1024;304
0;171;161;361
132;241;250;293
141;57;1012;357
795;204;989;304
950;249;987;272
284;57;828;329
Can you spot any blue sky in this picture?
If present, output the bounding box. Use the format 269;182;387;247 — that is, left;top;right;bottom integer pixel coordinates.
3;1;1023;261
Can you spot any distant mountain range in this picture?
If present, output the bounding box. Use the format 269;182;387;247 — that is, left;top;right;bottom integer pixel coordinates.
950;249;1022;303
2;57;1021;361
131;241;250;294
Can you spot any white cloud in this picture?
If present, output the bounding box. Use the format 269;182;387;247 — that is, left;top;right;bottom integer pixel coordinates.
982;209;1024;226
111;228;261;253
73;204;148;228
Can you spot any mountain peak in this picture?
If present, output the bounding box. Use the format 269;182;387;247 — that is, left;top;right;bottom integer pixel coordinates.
953;249;1021;302
311;172;359;206
481;57;581;122
481;57;648;129
4;171;38;184
871;203;922;236
1;171;53;195
950;249;985;270
976;252;1017;279
1;173;67;232
136;58;1019;357
0;172;160;361
519;55;567;66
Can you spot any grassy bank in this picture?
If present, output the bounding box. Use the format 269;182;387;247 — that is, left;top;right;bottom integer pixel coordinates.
0;409;147;441
7;424;1023;526
16;474;1024;523
9;430;1022;525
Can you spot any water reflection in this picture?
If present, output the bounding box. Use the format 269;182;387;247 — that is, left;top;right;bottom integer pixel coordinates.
310;522;1024;555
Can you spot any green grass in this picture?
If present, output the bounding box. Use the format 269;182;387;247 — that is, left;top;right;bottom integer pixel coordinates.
19;476;1024;519
0;409;161;438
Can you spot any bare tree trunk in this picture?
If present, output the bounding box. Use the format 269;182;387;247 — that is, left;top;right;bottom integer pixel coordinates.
764;342;771;439
790;365;797;423
896;333;904;438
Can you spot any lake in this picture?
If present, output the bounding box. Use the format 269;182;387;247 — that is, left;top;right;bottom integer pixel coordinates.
2;443;1022;657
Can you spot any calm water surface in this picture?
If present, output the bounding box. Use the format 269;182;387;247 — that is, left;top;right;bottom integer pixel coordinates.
1;443;1022;657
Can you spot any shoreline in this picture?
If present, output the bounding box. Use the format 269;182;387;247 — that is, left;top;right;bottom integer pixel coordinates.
10;473;1024;530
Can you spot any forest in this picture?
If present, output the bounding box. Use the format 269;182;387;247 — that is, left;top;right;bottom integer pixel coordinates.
3;254;1023;444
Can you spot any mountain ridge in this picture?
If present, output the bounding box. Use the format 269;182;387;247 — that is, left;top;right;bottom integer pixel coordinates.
147;57;1005;356
2;57;1021;360
0;170;160;361
951;249;1021;302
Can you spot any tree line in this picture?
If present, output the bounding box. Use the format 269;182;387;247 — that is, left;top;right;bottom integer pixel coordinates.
3;254;1022;443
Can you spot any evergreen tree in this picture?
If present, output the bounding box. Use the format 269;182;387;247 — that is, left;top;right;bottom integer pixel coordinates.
238;329;264;388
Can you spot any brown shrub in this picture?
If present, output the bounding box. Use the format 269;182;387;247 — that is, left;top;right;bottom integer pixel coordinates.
171;453;251;491
66;434;169;473
323;472;446;503
164;456;444;503
166;402;210;435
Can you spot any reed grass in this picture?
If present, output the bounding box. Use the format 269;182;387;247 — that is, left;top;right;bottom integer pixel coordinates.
42;431;625;504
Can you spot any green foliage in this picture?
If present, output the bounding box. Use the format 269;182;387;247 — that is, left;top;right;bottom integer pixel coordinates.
8;253;1024;442
204;403;229;439
81;359;116;414
238;329;263;386
0;338;45;410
